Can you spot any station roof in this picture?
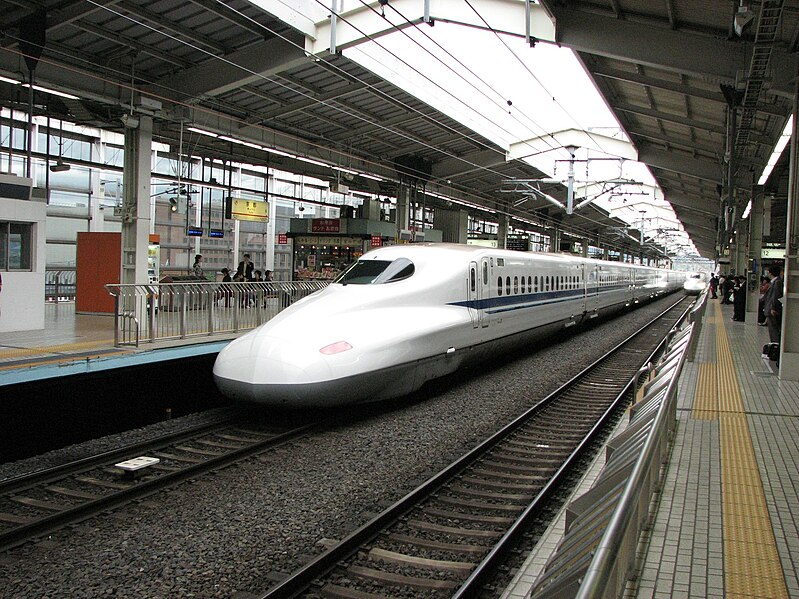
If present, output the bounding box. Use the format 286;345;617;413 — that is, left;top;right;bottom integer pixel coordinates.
0;0;796;260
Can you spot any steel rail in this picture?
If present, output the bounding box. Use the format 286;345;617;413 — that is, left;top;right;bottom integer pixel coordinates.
451;296;695;597
0;421;317;553
257;296;692;599
0;409;240;494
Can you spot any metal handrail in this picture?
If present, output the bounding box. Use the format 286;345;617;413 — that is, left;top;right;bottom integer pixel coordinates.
572;324;692;599
105;281;329;346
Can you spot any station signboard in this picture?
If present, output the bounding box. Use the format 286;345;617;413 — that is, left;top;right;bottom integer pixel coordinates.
230;198;268;222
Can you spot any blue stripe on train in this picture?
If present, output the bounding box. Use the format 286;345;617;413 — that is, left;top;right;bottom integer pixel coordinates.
448;283;633;312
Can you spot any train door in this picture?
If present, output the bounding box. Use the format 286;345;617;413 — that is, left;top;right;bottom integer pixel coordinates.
588;264;600;313
468;262;479;328
479;257;490;328
468;259;490;328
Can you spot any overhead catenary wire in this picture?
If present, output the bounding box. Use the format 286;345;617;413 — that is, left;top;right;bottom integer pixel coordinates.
1;7;640;246
77;0;522;187
374;0;560;152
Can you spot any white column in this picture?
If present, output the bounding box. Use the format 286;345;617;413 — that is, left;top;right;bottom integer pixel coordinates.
120;115;152;286
779;83;799;380
746;190;764;323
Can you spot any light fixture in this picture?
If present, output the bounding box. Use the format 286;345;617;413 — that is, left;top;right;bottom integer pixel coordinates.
187;126;218;138
0;75;21;85
50;158;70;172
21;83;79;100
734;3;754;36
50;120;71;173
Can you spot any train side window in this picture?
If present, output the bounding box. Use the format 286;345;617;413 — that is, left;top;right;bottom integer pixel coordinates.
497;276;503;295
545;276;550;291
506;276;511;295
514;276;519;294
470;267;476;292
521;276;526;293
483;262;488;285
534;276;538;292
528;276;532;290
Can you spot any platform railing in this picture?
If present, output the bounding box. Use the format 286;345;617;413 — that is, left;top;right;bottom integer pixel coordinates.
105;281;329;347
528;320;694;599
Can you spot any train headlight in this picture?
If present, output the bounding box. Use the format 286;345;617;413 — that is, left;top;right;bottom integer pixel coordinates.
320;341;353;355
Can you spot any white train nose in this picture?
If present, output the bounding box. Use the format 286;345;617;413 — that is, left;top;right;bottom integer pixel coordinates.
214;331;337;387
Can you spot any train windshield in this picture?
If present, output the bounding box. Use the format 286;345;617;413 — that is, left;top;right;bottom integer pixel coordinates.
334;258;415;285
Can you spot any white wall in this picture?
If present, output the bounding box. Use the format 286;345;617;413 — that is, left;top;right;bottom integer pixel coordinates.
0;175;47;332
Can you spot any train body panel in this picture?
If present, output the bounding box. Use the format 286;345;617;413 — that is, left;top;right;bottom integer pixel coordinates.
213;243;682;407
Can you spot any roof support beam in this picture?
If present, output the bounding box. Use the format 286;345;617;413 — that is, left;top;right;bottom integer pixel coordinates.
593;65;790;119
546;5;797;96
663;191;718;217
638;144;722;183
309;0;554;55
150;34;309;102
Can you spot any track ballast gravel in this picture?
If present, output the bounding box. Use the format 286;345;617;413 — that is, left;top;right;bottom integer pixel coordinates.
0;296;681;599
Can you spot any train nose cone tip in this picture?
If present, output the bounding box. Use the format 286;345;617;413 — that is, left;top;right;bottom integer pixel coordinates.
213;332;329;406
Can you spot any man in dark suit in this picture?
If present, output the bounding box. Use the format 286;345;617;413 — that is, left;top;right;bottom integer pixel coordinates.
235;253;255;281
762;264;783;345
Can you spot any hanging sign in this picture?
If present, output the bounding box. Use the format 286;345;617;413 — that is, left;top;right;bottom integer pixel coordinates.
231;198;268;222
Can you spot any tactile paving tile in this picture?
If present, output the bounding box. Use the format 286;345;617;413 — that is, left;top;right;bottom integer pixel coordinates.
713;301;790;599
692;362;718;419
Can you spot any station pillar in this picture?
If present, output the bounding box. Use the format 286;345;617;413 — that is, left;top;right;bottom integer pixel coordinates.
497;213;508;249
395;182;411;238
780;85;799;380
549;228;561;253
120;115;153;286
746;189;765;323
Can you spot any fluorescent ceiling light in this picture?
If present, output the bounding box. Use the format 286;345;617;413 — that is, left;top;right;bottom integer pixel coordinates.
264;147;295;158
294;155;329;168
187;127;218;138
21;83;79;99
358;172;383;181
332;165;359;175
758;115;793;185
0;75;20;85
218;135;262;150
742;200;752;220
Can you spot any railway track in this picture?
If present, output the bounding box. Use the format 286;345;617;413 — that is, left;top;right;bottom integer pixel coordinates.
0;412;317;552
258;296;693;599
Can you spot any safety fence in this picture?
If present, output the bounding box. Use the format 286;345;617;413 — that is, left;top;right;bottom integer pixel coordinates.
528;313;694;599
105;280;329;347
45;269;77;303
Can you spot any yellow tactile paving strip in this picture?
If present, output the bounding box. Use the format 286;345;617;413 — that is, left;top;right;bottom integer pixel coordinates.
708;301;790;598
0;339;114;360
691;363;718;419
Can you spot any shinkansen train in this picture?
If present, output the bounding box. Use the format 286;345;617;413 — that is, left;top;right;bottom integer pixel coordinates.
213;243;683;407
682;272;708;295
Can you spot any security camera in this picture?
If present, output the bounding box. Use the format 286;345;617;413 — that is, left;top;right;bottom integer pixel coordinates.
121;113;139;128
734;6;754;36
298;205;305;212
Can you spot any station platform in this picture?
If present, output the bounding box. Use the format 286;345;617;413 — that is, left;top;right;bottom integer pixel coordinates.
0;302;232;386
502;299;799;599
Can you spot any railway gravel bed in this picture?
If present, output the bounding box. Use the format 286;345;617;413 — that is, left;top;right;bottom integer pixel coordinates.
0;295;682;599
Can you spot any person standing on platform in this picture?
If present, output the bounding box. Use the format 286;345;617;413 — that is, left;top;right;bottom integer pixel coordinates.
758;276;770;325
709;273;718;299
732;276;746;321
235;253;255;282
192;254;204;278
762;264;784;345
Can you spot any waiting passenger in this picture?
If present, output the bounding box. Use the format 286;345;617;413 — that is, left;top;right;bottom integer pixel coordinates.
758;276;770;325
732;276;746;321
762;264;783;347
